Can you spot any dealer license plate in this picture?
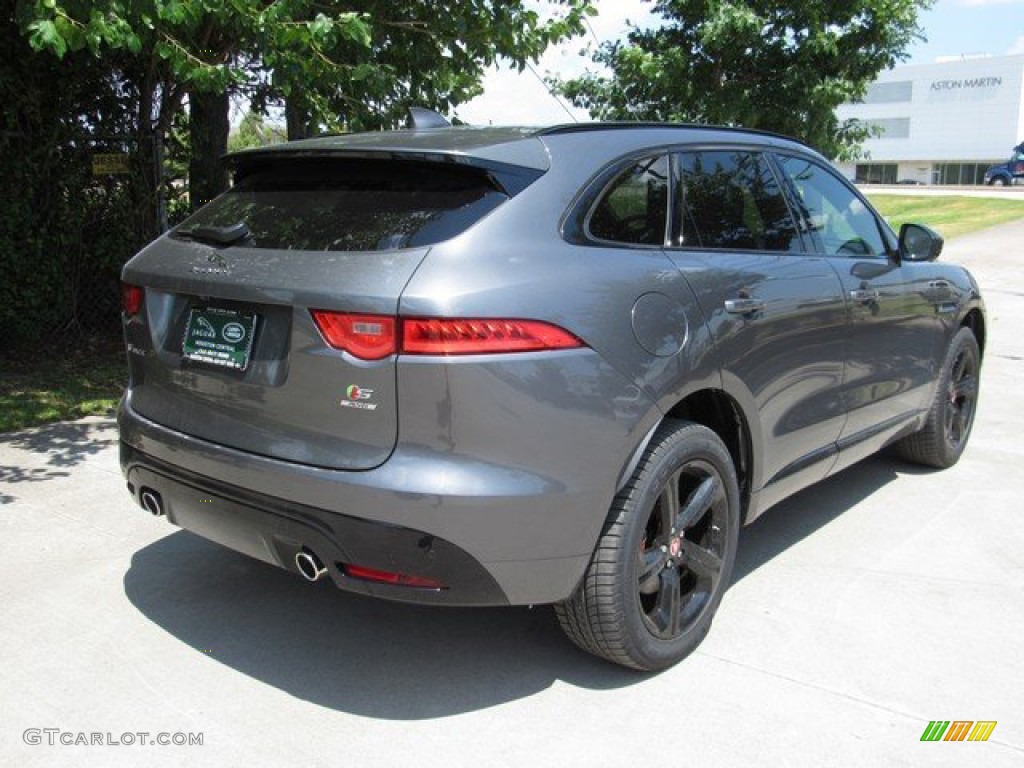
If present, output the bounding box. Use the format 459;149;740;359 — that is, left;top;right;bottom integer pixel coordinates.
182;307;257;370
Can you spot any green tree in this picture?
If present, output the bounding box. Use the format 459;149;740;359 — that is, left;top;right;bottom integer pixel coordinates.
15;0;373;226
266;1;594;137
228;110;287;152
556;0;932;159
18;1;594;222
0;17;140;344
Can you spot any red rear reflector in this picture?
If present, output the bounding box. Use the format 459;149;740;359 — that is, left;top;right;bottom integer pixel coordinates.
343;563;445;589
402;318;584;356
310;311;397;360
121;282;144;316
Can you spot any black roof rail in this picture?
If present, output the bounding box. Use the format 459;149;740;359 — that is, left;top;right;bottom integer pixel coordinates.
534;121;813;148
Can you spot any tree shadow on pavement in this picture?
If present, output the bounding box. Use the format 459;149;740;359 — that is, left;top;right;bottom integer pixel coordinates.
122;451;933;719
0;418;118;503
0;418;117;473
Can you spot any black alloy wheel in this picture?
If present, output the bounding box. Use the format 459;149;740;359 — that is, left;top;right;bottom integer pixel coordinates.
637;460;728;640
555;420;740;671
897;326;981;468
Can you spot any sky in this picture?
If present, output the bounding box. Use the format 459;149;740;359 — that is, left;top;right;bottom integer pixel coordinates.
455;0;1024;126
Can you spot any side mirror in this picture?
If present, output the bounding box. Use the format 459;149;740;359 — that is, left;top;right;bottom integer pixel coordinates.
899;223;943;262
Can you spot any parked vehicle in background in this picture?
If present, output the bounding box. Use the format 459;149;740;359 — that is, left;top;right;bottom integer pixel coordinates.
118;114;986;671
983;142;1024;185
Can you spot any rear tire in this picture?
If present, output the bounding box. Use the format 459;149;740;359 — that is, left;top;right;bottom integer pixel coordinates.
896;326;980;468
555;420;740;671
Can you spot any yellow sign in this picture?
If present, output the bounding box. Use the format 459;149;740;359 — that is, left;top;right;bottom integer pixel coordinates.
91;153;132;175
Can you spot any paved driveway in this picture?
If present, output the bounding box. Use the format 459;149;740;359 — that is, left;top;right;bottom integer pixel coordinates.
3;222;1023;767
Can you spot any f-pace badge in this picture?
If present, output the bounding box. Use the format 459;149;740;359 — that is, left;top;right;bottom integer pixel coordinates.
191;251;230;275
340;385;378;411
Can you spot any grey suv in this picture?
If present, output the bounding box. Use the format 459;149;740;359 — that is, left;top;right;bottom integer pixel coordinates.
119;119;984;671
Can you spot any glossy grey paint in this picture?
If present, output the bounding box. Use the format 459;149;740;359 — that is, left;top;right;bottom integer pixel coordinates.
670;250;848;495
119;123;985;605
123;236;431;469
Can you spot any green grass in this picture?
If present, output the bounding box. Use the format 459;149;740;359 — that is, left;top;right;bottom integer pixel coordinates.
0;333;126;433
867;194;1024;241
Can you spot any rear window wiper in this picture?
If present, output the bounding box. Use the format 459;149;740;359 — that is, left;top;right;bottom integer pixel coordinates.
176;222;251;246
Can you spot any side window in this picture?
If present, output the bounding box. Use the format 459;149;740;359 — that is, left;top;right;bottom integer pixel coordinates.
588;155;669;246
677;150;801;252
776;155;887;258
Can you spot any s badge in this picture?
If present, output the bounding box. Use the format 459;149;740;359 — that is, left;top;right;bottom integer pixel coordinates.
340;385;378;411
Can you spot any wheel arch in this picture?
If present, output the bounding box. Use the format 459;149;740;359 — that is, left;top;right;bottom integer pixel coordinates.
961;307;986;360
618;388;759;525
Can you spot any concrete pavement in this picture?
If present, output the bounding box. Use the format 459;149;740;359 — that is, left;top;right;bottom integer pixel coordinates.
2;221;1023;767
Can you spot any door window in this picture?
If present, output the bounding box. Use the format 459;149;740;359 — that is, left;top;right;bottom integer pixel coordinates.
776;155;888;258
676;150;801;252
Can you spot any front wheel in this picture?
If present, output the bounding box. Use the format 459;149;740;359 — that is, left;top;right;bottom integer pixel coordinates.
896;326;980;468
989;177;1007;187
555;420;740;671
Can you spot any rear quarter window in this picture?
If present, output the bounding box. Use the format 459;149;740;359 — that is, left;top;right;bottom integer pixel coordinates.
586;155;670;246
173;158;508;251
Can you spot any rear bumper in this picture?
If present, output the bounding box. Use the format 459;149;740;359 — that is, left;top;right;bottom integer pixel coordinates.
118;393;599;606
121;442;507;605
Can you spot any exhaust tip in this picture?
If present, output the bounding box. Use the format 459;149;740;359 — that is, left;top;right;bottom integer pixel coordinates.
140;489;164;517
295;550;327;582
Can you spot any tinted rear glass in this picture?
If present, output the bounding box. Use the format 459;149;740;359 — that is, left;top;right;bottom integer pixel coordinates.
679;151;801;252
587;155;669;246
173;158;508;251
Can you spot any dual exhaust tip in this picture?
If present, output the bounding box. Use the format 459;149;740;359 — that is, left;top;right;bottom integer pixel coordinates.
295;550;328;582
139;486;328;584
140;488;164;517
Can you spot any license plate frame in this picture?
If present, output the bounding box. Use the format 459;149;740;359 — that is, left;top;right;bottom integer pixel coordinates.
182;306;258;371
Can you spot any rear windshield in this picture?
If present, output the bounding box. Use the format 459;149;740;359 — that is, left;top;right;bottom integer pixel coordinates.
173;158;507;251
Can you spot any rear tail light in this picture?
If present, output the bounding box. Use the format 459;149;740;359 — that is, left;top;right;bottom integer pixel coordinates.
311;311;584;359
121;282;144;316
310;311;397;360
342;563;446;589
402;318;584;355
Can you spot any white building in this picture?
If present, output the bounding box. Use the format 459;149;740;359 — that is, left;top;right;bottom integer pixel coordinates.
835;53;1024;185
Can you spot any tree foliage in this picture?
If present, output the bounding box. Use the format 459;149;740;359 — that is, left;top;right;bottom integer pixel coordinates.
0;19;140;345
6;1;593;345
18;1;593;132
556;0;932;159
228;110;287;152
17;1;593;224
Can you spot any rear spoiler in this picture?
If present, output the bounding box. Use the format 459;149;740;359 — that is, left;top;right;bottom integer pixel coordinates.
223;147;546;197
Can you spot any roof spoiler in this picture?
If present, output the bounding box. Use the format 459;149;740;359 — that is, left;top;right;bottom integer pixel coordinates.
407;107;451;130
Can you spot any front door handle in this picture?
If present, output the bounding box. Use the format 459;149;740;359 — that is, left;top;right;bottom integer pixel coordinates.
849;287;880;304
724;297;766;315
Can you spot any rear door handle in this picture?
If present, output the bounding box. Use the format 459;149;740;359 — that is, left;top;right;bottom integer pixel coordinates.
849;288;879;304
724;298;766;315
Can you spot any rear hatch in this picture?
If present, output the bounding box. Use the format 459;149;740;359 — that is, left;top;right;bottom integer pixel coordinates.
122;154;514;469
